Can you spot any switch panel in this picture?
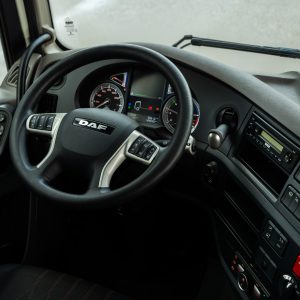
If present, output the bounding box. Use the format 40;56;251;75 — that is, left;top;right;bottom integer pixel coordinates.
281;186;300;222
262;220;287;256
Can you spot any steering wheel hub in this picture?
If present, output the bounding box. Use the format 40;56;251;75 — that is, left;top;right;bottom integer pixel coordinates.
58;108;138;158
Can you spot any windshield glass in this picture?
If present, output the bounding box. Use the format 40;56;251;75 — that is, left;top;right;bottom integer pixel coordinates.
49;0;300;49
48;0;300;73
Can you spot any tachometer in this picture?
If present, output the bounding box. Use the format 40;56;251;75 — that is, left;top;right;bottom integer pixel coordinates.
162;96;200;133
89;82;124;112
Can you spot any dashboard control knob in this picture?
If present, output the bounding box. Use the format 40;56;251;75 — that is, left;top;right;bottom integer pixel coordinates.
208;124;229;149
278;274;296;300
284;152;294;164
237;273;248;292
185;136;196;155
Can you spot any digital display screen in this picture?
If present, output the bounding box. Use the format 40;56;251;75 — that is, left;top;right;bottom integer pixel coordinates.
261;130;284;153
127;69;166;124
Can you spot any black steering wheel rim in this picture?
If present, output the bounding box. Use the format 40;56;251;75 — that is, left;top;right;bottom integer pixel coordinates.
10;44;193;208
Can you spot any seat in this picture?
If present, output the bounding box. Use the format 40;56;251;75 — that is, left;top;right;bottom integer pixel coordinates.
0;264;133;300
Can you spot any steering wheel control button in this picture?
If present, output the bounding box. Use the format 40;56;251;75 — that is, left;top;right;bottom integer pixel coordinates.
137;141;152;158
29;115;39;129
128;137;145;154
37;115;47;130
127;135;158;163
45;115;55;131
145;146;157;160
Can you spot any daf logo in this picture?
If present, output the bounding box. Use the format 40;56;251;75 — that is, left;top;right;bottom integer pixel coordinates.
73;118;115;135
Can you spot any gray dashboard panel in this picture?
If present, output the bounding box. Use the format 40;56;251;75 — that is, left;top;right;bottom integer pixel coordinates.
38;43;300;138
137;43;300;138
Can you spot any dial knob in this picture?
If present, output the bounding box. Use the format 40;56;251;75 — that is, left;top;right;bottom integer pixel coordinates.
278;274;296;300
237;273;248;292
284;152;294;164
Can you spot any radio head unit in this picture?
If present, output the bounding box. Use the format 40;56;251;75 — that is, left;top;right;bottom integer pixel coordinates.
239;113;300;195
245;114;299;173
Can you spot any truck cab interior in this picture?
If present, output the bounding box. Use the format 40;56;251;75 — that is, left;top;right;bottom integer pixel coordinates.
0;1;300;299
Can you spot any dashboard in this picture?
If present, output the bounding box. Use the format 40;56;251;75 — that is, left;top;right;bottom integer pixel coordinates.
2;42;300;300
76;65;200;135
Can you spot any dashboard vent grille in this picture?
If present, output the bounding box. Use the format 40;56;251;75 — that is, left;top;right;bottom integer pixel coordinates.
6;65;19;86
6;65;30;87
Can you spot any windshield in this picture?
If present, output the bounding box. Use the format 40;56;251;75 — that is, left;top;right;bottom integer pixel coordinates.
49;0;300;49
48;0;300;73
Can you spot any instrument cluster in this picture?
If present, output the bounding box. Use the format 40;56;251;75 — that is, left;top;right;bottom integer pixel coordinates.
77;65;200;134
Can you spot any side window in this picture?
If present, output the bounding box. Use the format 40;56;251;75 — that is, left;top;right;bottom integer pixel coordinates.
0;38;6;83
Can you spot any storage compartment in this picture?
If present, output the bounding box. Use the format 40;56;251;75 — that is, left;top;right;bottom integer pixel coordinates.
215;176;265;255
238;140;289;196
216;198;258;254
225;179;265;233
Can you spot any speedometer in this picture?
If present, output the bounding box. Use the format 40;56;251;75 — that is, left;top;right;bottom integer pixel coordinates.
162;96;200;133
89;82;124;112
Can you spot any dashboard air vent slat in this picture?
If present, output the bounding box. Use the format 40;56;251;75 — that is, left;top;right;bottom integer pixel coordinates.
6;65;30;87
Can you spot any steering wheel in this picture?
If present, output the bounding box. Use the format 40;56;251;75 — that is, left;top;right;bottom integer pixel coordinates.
9;44;193;208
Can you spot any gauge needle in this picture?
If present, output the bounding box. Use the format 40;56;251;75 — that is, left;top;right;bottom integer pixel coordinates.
166;108;178;114
96;100;109;108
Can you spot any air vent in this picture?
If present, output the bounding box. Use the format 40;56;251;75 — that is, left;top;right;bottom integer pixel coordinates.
6;65;30;87
6;65;19;86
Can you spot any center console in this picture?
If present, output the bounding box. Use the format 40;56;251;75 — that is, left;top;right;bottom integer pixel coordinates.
213;109;300;300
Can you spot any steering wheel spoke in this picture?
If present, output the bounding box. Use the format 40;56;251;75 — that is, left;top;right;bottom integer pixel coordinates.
95;130;160;189
26;113;66;182
29;149;61;182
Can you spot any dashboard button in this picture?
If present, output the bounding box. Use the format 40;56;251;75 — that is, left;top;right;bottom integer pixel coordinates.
293;255;300;278
291;194;300;213
263;221;287;256
282;187;298;212
253;284;261;299
295;168;300;184
237;264;245;273
284;152;294;164
294;202;300;220
274;235;287;256
237;273;248;291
